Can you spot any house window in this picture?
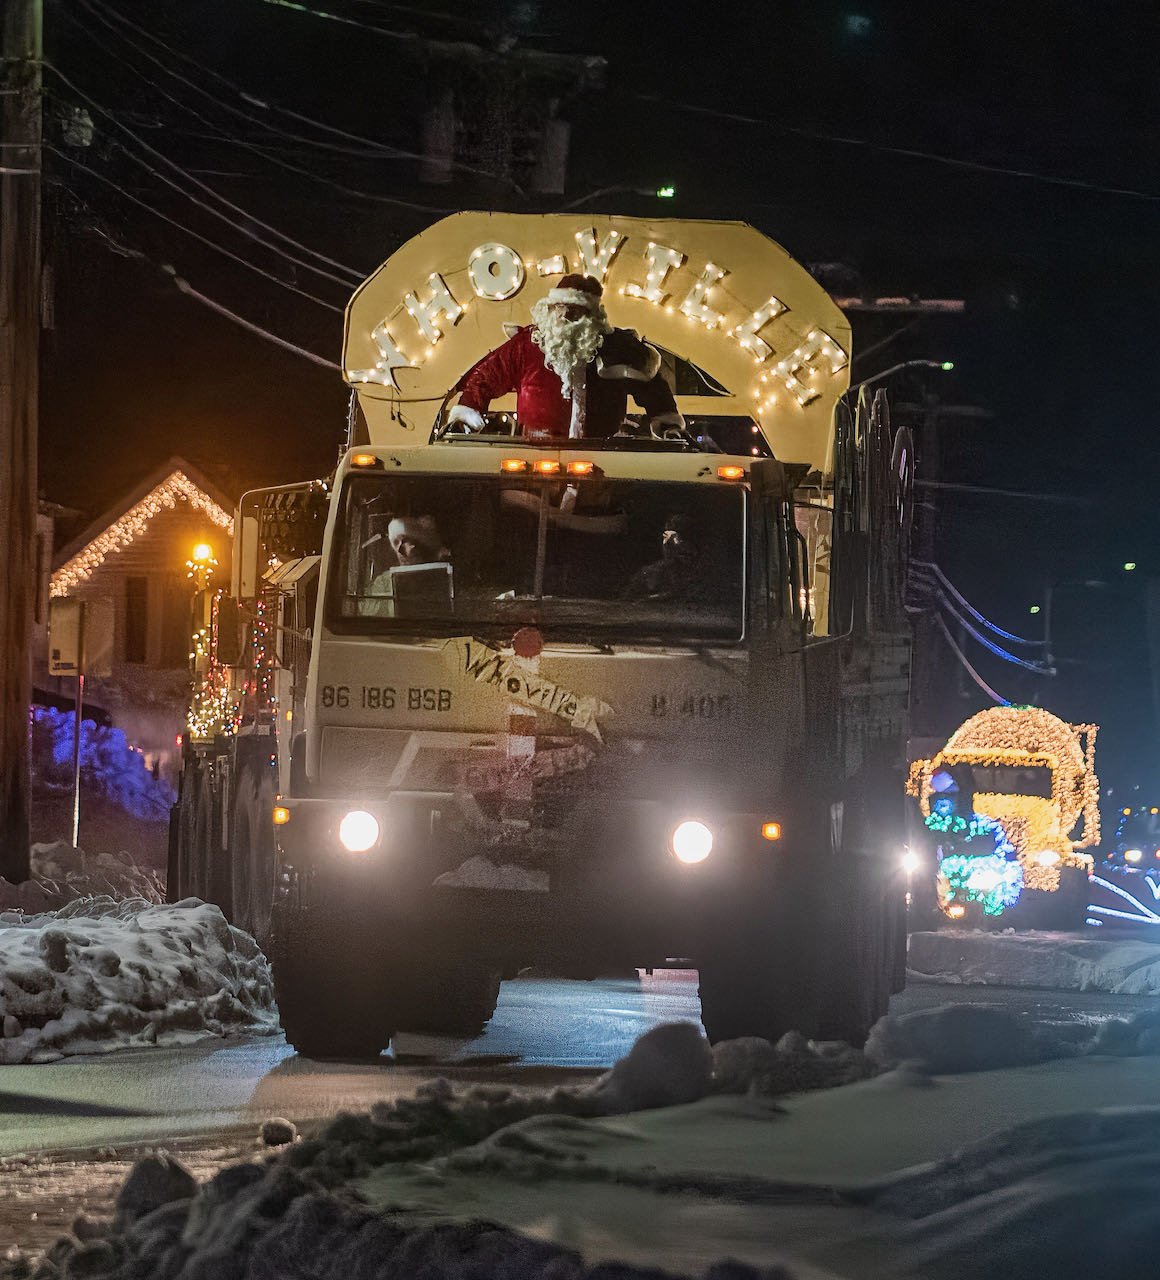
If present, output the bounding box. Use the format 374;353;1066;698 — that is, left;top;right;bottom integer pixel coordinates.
160;576;191;668
125;576;148;663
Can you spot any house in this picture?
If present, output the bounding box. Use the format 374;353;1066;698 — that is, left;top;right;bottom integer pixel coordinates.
39;458;236;779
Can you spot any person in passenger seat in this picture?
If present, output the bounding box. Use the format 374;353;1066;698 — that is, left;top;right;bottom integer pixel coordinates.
623;513;703;599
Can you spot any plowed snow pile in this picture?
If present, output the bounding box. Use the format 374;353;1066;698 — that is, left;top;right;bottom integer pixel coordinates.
909;928;1160;993
0;897;277;1064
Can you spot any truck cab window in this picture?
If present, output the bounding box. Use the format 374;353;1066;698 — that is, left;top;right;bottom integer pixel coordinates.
329;474;745;644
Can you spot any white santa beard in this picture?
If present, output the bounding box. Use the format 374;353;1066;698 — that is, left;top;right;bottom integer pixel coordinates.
530;302;608;398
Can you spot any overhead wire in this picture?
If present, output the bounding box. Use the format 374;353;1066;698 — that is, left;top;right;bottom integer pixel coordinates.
48;144;344;312
634;95;1160;205
78;0;522;189
913;561;1046;646
44;56;364;285
932;613;1012;707
923;584;1053;673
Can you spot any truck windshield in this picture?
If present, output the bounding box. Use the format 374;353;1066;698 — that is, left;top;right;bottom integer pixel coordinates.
328;474;745;643
969;764;1053;798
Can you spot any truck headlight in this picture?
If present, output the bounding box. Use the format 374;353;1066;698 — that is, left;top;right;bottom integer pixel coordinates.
338;809;380;853
672;819;713;864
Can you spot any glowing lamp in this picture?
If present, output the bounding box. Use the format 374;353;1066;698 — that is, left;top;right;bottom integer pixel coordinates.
566;460;596;476
338;809;380;853
672;820;713;864
501;458;528;473
534;459;562;475
717;465;746;481
761;821;782;842
901;849;921;875
351;453;379;468
191;542;214;564
656;185;676;198
272;805;291;826
947;904;967;919
1125;848;1144;864
1124;562;1137;572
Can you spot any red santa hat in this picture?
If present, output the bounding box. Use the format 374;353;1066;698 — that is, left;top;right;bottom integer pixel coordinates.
546;274;603;310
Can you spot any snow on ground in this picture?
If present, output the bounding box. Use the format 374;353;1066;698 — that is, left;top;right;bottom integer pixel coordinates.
0;841;166;914
14;1007;1160;1279
0;897;276;1065
909;927;1160;994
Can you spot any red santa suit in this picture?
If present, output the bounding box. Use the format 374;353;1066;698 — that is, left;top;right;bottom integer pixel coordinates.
449;276;682;440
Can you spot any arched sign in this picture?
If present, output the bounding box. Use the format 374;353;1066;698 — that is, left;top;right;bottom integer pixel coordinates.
343;213;852;474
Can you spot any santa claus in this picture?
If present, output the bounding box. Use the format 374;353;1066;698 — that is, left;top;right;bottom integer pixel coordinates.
447;274;683;440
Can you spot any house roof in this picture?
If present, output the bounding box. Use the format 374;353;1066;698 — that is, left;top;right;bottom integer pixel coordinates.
50;457;236;598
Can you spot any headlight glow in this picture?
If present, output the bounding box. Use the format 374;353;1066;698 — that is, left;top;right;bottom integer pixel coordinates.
339;809;380;853
901;849;921;875
1125;848;1144;864
672;819;713;864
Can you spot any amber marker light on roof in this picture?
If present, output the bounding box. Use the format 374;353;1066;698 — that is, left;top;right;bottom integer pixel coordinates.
534;459;562;475
717;465;746;480
351;453;379;468
566;460;595;476
501;458;528;473
272;805;291;826
761;821;782;842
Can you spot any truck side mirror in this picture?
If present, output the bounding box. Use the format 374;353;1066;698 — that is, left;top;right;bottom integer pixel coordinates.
217;595;245;666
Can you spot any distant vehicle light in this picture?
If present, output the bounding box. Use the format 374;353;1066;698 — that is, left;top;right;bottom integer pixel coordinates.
272;805;291;826
566;460;595;476
717;465;746;481
534;459;561;475
947;904;967;919
501;458;528;473
339;809;380;853
968;867;1003;893
1035;849;1062;867
1124;848;1144;864
672;820;713;864
901;849;921;874
350;452;379;468
761;820;782;842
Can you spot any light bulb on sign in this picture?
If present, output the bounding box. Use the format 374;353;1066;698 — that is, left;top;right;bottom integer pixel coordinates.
403;272;464;343
733;295;789;361
679;262;727;326
574;228;626;283
624;243;686;305
467;242;526;301
537;254;567;276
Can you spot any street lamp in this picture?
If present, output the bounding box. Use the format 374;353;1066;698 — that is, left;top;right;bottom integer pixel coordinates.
850;359;954;392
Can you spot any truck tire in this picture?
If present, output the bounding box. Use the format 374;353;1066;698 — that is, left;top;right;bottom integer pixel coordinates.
269;901;396;1059
175;769;211;901
815;858;898;1044
697;894;823;1044
393;962;503;1037
229;767;276;945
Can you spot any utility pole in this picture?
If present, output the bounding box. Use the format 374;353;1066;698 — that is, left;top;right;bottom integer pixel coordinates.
0;0;43;882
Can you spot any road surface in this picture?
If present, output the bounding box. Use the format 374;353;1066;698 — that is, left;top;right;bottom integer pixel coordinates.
1;968;1154;1161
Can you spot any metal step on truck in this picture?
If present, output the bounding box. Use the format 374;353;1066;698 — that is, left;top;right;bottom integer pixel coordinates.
170;213;915;1057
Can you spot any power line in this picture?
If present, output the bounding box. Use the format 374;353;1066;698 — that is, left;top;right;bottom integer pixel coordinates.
79;0;521;188
163;267;339;370
913;561;1046;647
46;52;364;285
636;95;1160;205
932;613;1012;707
49;144;344;312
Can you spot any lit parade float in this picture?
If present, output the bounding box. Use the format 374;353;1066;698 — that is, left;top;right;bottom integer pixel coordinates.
908;706;1099;929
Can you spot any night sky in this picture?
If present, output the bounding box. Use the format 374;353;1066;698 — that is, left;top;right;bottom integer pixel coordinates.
37;0;1160;791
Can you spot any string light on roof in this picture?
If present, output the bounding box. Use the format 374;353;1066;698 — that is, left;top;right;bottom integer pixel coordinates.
51;471;233;597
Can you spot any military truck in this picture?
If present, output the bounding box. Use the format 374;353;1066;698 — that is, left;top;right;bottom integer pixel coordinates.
171;214;914;1055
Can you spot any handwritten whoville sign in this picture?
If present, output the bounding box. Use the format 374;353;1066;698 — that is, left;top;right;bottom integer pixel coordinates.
445;637;613;742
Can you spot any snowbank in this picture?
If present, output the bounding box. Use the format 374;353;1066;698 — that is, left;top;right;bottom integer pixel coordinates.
0;841;166;915
0;897;276;1064
908;928;1160;994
